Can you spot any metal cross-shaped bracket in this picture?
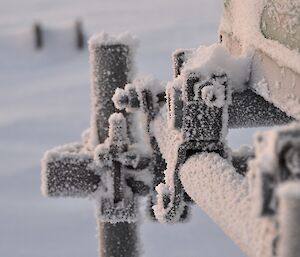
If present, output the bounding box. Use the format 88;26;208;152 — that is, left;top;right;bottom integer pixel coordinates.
41;34;144;257
94;113;151;223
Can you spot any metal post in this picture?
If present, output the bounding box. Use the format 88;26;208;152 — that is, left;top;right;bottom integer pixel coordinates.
89;42;129;146
34;22;43;50
75;20;84;50
99;222;139;257
88;36;139;257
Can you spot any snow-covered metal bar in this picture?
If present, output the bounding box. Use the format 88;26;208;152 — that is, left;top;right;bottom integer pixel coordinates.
41;143;99;197
229;90;294;128
179;127;300;257
180;153;276;257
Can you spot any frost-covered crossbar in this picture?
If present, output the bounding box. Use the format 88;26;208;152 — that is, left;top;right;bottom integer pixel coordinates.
41;143;98;197
229;89;293;128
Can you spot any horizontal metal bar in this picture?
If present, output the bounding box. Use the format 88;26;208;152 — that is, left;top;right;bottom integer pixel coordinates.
180;153;276;257
229;89;294;128
41;144;100;197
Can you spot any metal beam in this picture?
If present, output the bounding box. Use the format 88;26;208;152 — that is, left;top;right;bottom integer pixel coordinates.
229;90;294;128
43;153;99;197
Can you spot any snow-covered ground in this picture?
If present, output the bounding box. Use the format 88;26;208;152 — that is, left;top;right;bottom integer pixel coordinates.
0;0;262;256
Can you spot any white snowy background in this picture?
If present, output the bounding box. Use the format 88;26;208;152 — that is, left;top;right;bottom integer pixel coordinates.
0;0;262;256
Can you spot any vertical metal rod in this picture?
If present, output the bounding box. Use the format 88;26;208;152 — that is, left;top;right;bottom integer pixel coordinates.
99;222;139;257
89;37;140;257
89;42;129;145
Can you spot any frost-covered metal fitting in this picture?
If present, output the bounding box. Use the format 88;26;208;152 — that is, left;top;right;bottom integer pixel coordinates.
94;113;152;222
155;72;230;223
251;123;300;216
112;86;140;111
